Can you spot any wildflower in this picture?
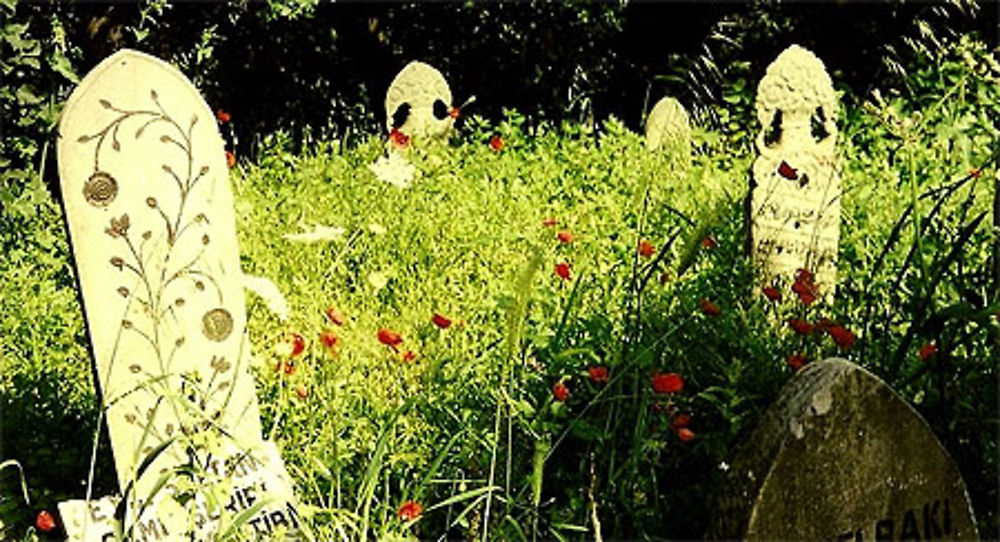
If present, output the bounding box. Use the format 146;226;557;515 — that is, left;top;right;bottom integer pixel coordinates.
587;365;609;384
557;230;574;244
762;286;782;302
289;333;306;357
542;216;557;227
651;372;684;394
553;382;570;402
669;413;691;430
792;268;818;306
777;160;798;180
398;500;423;521
389;128;410;150
699;299;721;316
786;354;807;371
555;262;571;280
919;342;938;362
489;135;504;152
215;109;231;123
35;510;56;533
449;106;461;119
401;350;418;363
676;427;695;442
283;362;296;376
432;313;452;329
787;318;815;336
377;328;403;350
295;384;309;400
828;325;856;349
225;151;236;169
701;236;716;249
369;152;416;189
320;331;340;350
638;239;655;258
326;306;346;326
969;168;982;178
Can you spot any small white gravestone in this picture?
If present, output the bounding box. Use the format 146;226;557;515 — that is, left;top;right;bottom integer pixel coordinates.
644;96;691;154
749;44;841;296
385;60;455;139
56;49;299;540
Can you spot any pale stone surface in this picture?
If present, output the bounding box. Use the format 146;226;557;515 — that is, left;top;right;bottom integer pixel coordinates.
385;61;454;138
644;96;691;154
57;49;299;537
749;44;841;296
708;359;978;541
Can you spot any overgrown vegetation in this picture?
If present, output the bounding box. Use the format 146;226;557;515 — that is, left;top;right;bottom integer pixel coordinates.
1;1;998;540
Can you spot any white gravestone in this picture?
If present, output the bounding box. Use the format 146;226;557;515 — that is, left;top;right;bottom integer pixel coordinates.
385;60;455;139
56;49;298;540
749;45;841;296
644;96;691;155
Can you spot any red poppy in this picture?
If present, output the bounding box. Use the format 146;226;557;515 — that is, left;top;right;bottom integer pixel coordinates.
777;160;798;180
377;328;403;350
398;500;423;521
786;354;807;371
557;230;574;244
449;106;461;119
215;109;231;123
320;331;340;349
676;427;695;442
289;333;306;357
401;350;418;363
389;128;410;150
828;325;856;349
651;372;684;394
432;313;452;329
787;318;815;336
225;151;236;169
669;413;691;430
918;342;938;361
489;135;504;152
587;365;609;384
555;262;571;280
35;510;56;532
792;268;818;306
553;382;570;402
699;299;721;316
701;236;716;249
542;216;558;227
283;362;296;376
295;384;309;400
638;239;655;258
762;286;782;302
325;306;346;326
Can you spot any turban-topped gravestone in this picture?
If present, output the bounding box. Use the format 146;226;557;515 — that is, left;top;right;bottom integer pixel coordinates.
644;96;691;155
708;359;978;541
749;45;841;297
385;61;456;139
56;49;299;540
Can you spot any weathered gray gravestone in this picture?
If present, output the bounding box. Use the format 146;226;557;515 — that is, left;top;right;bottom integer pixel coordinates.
708;359;978;541
644;96;691;155
749;44;841;298
385;60;455;139
56;49;299;540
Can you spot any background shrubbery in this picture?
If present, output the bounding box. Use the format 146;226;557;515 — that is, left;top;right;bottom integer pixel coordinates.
1;1;998;540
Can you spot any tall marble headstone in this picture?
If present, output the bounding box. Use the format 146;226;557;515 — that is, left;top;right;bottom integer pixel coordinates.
749;45;841;296
57;49;298;540
385;60;455;139
708;359;978;540
644;96;691;155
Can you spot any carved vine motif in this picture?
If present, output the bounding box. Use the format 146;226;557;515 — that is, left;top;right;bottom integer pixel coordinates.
75;89;234;440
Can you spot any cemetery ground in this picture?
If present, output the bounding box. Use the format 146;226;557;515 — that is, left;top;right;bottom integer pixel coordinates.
2;39;999;540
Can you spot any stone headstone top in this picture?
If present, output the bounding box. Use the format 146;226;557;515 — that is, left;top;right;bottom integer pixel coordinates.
644;96;691;154
708;358;978;541
749;44;841;296
385;60;455;139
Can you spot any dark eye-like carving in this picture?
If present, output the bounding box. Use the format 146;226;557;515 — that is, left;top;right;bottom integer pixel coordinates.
432;99;449;120
391;103;411;129
810;106;829;142
764;110;782;147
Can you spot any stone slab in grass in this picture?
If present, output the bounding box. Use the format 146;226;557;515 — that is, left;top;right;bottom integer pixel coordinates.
644;96;691;155
57;48;298;539
749;44;841;296
708;358;978;541
385;60;455;139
